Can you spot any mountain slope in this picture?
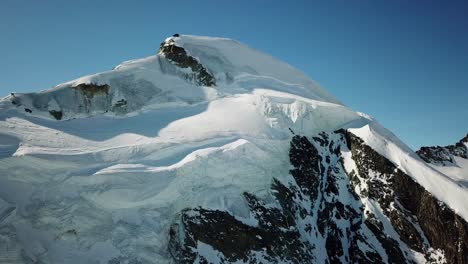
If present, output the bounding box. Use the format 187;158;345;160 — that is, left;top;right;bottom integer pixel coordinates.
0;35;466;264
417;134;468;187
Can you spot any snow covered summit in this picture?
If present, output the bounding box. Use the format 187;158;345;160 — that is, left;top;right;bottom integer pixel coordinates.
0;34;340;121
0;35;467;264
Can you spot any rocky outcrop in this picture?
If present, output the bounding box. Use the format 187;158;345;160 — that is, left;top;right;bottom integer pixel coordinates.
158;38;216;87
345;131;468;264
72;83;110;98
169;201;314;264
48;110;63;120
417;134;468;165
168;130;468;263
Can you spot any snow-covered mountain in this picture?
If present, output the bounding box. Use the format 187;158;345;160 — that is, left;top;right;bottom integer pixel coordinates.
417;135;468;188
0;35;466;264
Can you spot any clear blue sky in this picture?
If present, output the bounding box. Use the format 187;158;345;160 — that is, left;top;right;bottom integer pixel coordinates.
1;0;467;149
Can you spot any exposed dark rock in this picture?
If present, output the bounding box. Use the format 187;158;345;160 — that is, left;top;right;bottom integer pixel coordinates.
24;108;32;113
168;206;313;263
393;169;468;264
158;39;216;87
289;135;322;200
110;99;128;113
168;130;468;263
49;110;63;120
344;131;468;264
10;95;20;106
417;134;468;165
169;133;374;263
114;99;127;108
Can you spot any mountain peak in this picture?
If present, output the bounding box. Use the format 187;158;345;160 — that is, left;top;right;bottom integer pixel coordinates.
158;35;216;87
0;35;467;264
0;34;340;121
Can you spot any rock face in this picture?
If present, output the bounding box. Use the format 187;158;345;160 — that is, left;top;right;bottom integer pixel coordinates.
169;130;468;263
346;131;468;264
417;134;468;165
158;37;216;87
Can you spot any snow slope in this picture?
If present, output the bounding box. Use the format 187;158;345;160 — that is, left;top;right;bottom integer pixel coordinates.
0;35;466;263
419;138;468;187
431;156;468;185
347;121;468;220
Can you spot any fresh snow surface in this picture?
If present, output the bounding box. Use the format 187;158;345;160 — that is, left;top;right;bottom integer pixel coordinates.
0;35;466;263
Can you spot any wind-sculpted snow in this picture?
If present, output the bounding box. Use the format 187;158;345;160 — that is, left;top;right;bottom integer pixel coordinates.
0;35;467;263
0;91;360;263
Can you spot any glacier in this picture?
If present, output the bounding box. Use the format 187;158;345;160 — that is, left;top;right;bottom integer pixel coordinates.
0;35;466;263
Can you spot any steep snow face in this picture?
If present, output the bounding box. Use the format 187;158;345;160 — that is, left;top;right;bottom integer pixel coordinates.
431;156;468;185
347;123;468;220
172;35;340;104
0;35;466;263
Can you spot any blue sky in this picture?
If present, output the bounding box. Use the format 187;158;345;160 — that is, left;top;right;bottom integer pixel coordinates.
1;0;467;149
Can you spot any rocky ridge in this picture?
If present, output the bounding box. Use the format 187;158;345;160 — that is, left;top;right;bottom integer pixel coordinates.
168;130;468;263
417;134;468;166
